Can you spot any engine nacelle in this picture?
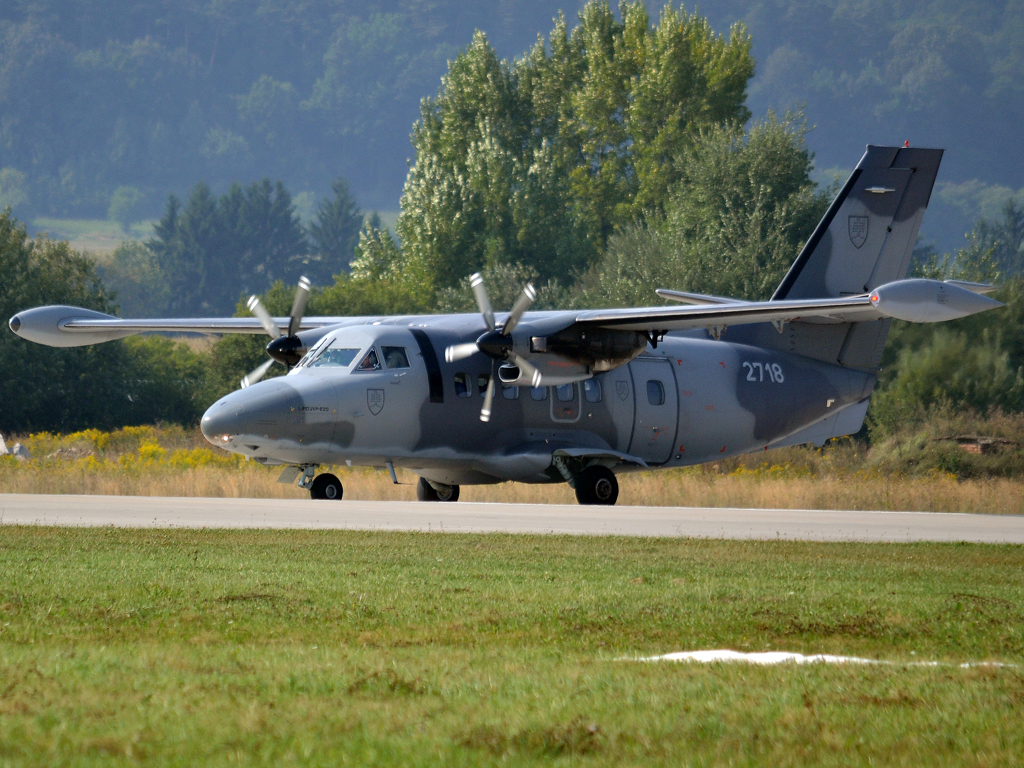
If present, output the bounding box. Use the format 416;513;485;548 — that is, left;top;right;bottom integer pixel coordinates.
532;326;647;372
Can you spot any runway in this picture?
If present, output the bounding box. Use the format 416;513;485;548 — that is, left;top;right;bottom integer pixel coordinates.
1;494;1023;543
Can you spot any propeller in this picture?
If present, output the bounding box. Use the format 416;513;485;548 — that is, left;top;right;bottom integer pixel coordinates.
444;273;537;421
240;276;311;388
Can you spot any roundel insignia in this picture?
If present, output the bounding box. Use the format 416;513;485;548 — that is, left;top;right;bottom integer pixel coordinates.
848;215;868;248
616;381;629;401
367;389;384;416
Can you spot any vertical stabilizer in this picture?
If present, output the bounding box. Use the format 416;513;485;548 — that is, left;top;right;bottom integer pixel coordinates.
769;145;943;369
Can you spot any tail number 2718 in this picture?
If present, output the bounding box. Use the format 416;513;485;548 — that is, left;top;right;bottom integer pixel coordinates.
742;362;784;383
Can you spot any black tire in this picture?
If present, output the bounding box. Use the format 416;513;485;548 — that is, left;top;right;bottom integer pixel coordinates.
310;473;343;500
574;465;618;506
416;477;460;502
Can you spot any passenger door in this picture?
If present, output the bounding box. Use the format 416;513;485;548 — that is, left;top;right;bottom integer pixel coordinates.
628;358;678;465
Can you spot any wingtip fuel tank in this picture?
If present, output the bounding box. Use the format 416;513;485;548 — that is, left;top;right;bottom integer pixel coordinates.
7;305;132;347
870;279;1004;323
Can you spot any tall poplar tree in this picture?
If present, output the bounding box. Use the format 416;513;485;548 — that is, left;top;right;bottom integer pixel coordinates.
395;1;754;291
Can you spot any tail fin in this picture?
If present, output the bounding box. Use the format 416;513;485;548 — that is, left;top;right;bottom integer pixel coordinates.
765;145;943;368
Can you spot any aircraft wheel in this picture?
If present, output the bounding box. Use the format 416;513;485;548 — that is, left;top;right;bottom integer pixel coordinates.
416;477;460;502
574;466;618;506
310;473;343;500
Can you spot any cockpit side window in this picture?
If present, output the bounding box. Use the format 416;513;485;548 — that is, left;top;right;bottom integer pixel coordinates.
355;348;381;371
382;346;410;369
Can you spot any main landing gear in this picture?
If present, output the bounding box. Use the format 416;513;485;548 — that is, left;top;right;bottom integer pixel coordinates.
310;472;343;500
416;477;460;502
574;465;619;506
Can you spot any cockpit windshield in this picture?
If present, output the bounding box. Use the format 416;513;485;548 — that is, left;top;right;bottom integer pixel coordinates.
303;338;362;369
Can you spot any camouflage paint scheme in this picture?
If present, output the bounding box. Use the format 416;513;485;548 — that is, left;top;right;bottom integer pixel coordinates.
9;146;1004;495
200;319;876;487
197;145;939;486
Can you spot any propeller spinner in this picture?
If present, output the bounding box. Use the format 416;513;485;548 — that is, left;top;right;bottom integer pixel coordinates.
444;273;540;422
240;276;311;388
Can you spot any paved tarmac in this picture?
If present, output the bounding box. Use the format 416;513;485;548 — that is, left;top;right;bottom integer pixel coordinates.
1;494;1022;543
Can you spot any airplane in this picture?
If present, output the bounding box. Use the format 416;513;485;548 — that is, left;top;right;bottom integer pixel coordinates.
8;145;1004;505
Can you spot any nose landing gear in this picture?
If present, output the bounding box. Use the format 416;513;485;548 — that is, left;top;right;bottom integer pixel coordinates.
310;473;343;500
416;477;460;502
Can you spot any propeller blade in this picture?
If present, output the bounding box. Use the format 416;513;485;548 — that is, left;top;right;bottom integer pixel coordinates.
480;361;496;422
470;273;495;331
502;282;536;335
508;352;543;387
241;357;276;388
247;295;281;339
445;342;480;363
287;276;311;337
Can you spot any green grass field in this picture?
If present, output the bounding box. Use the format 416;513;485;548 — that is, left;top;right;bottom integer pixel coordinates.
31;218;155;255
0;528;1022;766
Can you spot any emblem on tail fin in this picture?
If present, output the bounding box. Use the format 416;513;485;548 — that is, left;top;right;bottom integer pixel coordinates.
848;216;868;248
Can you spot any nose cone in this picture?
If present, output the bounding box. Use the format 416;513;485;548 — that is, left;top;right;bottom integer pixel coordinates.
201;377;307;448
201;393;249;445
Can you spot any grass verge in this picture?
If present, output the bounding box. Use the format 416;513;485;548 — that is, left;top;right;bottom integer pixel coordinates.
3;425;1024;512
0;527;1021;766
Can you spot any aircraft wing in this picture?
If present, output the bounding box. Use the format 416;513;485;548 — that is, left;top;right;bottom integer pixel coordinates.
8;305;354;347
576;294;877;331
575;279;1003;332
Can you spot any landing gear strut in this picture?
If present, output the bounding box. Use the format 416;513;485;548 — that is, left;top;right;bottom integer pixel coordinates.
416;477;460;502
574;466;618;506
310;473;343;500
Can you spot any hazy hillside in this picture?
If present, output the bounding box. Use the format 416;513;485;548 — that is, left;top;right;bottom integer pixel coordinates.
1;0;1021;250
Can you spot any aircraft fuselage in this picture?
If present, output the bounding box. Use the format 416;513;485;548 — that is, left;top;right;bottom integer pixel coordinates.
200;317;875;487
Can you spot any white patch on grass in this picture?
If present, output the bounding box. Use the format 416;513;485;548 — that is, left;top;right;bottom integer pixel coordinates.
626;650;1014;668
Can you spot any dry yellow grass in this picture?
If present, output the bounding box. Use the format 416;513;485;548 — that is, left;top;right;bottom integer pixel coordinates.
2;425;1021;513
2;460;1022;513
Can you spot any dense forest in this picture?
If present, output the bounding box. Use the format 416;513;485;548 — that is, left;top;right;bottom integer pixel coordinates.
0;0;1021;250
0;0;1022;443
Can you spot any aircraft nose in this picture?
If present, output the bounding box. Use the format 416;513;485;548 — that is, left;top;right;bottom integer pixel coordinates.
201;396;248;446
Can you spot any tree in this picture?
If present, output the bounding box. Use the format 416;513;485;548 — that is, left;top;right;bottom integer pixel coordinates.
148;179;308;315
107;186;145;232
0;169;29;213
581;113;829;307
97;240;170;318
657;113;829;301
394;1;754;294
307;177;363;280
0;211;125;432
974;198;1024;277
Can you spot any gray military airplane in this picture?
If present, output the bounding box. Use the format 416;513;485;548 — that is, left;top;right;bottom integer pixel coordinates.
9;145;1004;504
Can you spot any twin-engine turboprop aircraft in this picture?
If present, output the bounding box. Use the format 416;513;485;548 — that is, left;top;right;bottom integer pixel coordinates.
10;146;1004;504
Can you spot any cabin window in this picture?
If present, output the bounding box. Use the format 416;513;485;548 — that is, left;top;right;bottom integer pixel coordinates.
454;372;471;398
478;373;491;396
502;385;519;400
550;383;579;422
355;348;381;371
647;380;665;405
584;379;602;403
382;346;410;369
309;342;361;368
530;386;548;401
556;383;575;402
